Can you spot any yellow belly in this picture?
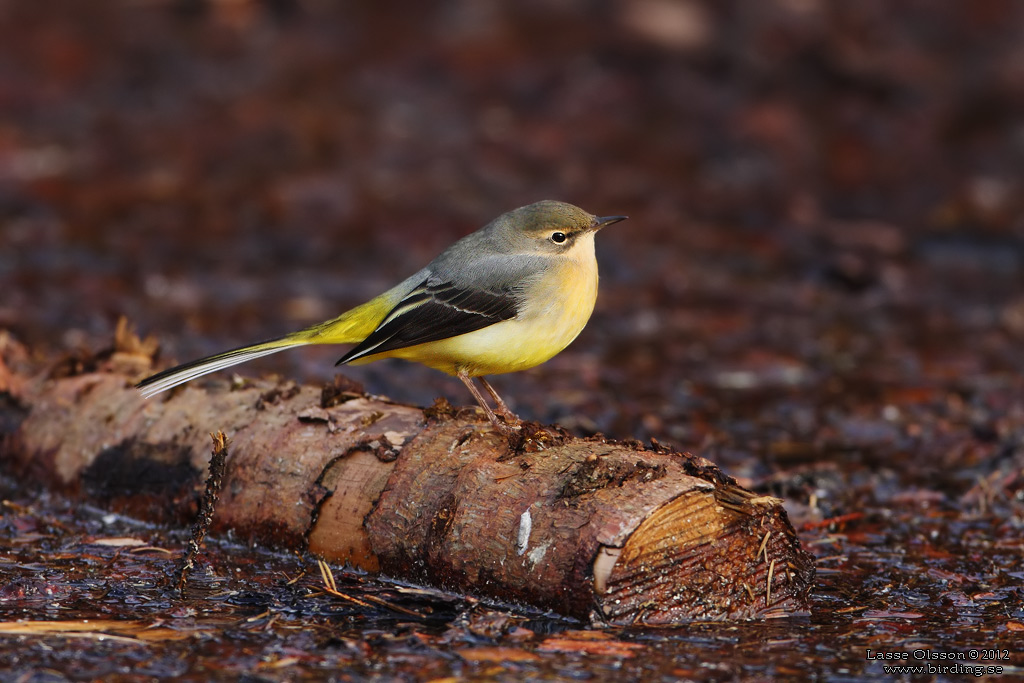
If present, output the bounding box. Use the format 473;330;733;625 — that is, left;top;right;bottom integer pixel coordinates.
360;255;599;376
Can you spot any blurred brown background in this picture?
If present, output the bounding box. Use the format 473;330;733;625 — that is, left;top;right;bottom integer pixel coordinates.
4;1;1024;677
3;0;1024;449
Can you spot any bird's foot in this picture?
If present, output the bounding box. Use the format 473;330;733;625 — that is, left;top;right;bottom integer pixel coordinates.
458;372;523;434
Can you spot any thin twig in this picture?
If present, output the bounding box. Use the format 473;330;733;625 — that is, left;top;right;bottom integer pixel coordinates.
756;530;771;563
316;559;423;618
175;431;231;593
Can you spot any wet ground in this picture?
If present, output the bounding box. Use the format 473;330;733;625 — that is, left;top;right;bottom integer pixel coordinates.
2;0;1024;679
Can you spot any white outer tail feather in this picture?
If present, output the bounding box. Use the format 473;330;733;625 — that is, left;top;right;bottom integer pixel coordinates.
137;341;307;398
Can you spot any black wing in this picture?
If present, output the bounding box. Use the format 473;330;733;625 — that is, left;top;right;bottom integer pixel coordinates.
336;278;519;365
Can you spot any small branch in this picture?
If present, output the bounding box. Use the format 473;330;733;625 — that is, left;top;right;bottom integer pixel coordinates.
175;431;230;593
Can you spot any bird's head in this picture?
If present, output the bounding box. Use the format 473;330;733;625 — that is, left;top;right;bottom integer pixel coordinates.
495;200;627;256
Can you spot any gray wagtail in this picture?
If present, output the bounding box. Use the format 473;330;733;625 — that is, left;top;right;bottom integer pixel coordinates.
137;200;627;431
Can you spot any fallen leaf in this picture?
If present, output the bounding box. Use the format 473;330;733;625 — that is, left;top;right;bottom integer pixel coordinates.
537;636;644;658
457;647;542;663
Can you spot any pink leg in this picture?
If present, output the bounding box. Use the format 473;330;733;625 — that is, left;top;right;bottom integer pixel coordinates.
457;372;520;432
478;376;519;423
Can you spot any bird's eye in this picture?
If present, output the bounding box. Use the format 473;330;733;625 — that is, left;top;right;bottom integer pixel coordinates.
550;231;567;244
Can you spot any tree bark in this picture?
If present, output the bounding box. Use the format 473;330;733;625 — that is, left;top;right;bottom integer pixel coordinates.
0;328;814;623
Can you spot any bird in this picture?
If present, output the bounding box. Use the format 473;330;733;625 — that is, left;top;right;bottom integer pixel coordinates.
137;200;627;431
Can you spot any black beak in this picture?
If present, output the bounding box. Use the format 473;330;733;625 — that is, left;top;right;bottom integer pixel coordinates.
592;215;628;231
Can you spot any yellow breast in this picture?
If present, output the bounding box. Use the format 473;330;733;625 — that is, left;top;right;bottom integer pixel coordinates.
381;234;600;376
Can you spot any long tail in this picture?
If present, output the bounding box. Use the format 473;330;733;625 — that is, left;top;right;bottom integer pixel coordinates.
136;294;397;398
136;336;307;398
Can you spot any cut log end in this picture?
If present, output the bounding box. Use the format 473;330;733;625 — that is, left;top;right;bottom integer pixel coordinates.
594;486;814;624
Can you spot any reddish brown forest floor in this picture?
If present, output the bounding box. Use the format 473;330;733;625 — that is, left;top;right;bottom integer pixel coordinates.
2;1;1023;679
